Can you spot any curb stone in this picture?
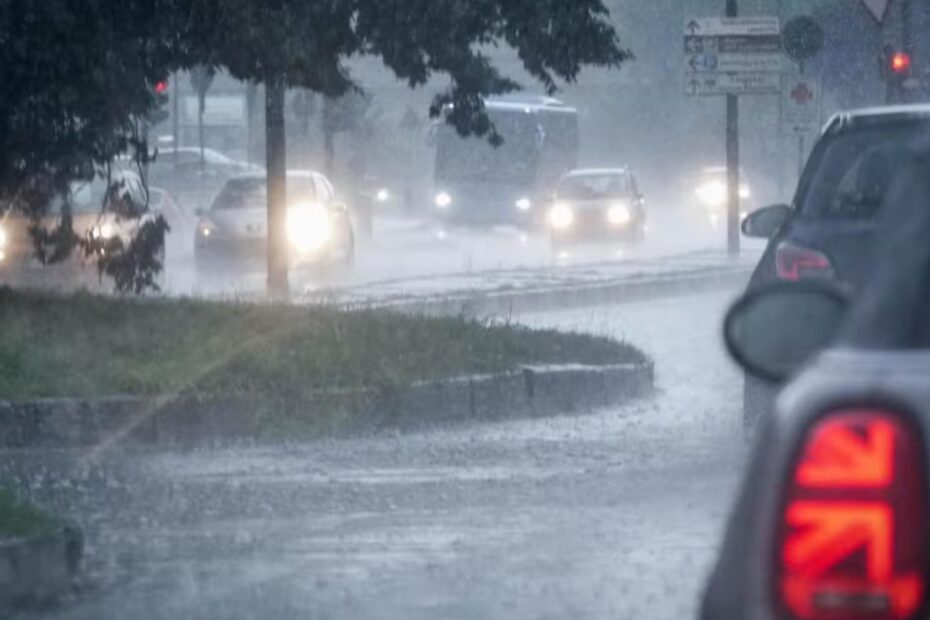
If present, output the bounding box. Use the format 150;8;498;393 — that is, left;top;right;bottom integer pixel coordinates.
0;525;82;612
359;265;752;317
0;362;653;448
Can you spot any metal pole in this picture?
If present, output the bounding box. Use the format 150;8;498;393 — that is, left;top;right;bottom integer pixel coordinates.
797;60;805;179
726;0;740;257
172;73;179;166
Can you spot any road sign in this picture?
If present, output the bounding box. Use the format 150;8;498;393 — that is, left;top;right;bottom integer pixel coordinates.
684;16;780;37
685;52;783;73
684;15;781;97
686;72;781;97
781;75;822;134
861;0;891;24
684;35;782;54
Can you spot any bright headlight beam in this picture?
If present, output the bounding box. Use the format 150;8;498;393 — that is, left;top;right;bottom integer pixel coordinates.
287;204;331;252
548;203;575;230
607;202;632;226
515;197;532;211
435;192;452;209
376;189;390;202
0;225;6;248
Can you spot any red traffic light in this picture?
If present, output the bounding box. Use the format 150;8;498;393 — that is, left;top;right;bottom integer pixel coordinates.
890;51;912;74
154;80;169;94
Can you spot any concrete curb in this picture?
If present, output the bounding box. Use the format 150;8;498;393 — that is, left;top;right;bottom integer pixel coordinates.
0;362;653;449
351;264;753;317
0;525;82;612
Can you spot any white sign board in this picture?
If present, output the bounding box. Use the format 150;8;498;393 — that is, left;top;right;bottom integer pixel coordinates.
684;15;781;96
685;52;784;73
686;72;781;97
781;75;822;134
684;16;780;37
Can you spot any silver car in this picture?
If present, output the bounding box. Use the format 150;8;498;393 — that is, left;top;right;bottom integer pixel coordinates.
194;170;354;269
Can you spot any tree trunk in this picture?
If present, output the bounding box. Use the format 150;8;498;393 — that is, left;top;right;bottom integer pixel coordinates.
265;78;289;297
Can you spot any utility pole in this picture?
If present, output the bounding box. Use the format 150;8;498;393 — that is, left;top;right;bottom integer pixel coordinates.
172;73;179;167
726;0;740;257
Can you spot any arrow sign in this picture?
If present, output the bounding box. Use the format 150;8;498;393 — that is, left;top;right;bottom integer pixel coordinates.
686;19;701;35
862;0;891;24
795;416;894;488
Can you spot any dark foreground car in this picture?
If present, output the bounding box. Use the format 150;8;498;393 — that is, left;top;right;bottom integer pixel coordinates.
546;168;646;249
194;170;354;271
703;137;930;620
740;105;930;432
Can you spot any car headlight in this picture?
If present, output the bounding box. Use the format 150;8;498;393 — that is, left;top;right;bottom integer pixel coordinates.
376;188;390;203
548;203;575;230
695;181;727;208
606;202;632;226
739;185;750;199
91;222;115;239
287;203;331;252
435;191;452;209
515;197;532;211
0;225;6;249
198;221;214;237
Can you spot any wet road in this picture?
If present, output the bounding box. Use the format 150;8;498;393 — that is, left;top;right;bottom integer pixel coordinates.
9;288;748;620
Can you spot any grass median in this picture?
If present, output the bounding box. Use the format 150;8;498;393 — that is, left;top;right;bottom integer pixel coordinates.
0;487;57;540
0;287;647;401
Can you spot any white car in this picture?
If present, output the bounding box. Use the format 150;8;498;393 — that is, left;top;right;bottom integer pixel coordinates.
194;170;354;269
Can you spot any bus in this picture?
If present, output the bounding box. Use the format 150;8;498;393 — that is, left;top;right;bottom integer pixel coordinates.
432;96;578;227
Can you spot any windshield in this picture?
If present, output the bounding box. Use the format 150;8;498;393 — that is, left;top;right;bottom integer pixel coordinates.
800;124;919;219
557;173;630;200
211;176;317;210
435;111;541;183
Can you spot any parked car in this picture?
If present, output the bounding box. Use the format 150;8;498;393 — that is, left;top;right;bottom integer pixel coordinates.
143;146;262;214
194;170;353;270
0;169;164;275
546;168;646;248
703;139;930;620
739;105;930;432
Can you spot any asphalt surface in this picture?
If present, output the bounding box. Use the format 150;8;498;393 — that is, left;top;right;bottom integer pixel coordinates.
5;286;749;620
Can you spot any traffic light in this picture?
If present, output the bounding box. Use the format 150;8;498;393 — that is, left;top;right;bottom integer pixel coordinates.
154;80;169;95
890;51;912;76
882;46;913;103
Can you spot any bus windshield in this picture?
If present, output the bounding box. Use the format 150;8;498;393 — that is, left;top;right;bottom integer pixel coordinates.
435;111;541;183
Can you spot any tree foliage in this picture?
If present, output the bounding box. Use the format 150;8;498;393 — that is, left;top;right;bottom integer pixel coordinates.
0;0;630;292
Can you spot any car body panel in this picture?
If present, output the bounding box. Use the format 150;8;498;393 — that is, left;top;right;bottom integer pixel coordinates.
704;349;930;620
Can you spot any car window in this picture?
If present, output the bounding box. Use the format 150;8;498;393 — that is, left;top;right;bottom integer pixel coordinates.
211;176;317;210
800;124;918;219
557;174;629;200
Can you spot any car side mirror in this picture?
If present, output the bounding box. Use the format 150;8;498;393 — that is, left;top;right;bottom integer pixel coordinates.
741;204;791;238
724;281;849;382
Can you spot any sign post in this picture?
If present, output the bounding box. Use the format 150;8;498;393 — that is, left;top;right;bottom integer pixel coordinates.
685;10;781;257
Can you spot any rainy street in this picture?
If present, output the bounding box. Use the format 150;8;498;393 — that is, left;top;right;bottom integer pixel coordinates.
7;287;748;620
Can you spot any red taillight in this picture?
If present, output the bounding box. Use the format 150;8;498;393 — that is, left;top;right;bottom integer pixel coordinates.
776;241;834;281
778;410;929;620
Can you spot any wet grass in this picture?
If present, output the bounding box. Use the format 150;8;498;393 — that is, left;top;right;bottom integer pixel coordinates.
0;487;58;539
0;287;647;400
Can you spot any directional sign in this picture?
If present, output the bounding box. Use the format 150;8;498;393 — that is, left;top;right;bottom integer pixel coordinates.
686;72;780;97
781;75;822;134
684;35;782;54
684;16;780;37
685;52;783;73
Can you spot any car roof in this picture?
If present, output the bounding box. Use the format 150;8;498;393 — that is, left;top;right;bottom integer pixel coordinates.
227;169;322;182
562;168;630;177
825;104;930;134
